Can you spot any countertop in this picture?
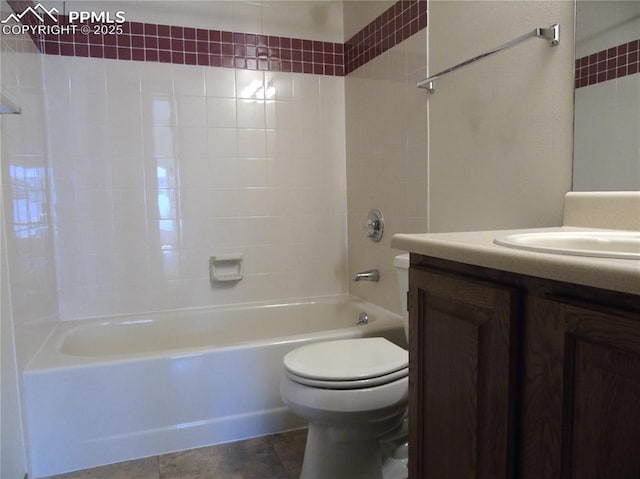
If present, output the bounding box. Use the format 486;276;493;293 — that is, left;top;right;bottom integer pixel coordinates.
391;226;640;296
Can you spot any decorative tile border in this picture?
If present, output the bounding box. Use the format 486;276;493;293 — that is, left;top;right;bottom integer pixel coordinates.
39;18;345;75
6;0;428;76
344;0;427;75
575;39;640;88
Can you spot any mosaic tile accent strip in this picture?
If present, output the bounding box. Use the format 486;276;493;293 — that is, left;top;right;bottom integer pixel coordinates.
344;0;428;75
37;18;345;75
6;0;429;77
575;39;640;88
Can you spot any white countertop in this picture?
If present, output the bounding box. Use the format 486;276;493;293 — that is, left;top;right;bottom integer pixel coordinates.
391;226;640;296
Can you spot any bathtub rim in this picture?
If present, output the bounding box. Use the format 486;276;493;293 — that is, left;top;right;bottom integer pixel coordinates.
24;294;403;373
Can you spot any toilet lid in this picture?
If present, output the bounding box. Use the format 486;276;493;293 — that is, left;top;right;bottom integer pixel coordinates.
283;337;408;382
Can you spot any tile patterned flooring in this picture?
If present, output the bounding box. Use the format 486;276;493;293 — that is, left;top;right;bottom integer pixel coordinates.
45;429;307;479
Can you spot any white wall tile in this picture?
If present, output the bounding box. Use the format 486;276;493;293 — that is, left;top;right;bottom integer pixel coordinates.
237;129;266;158
208;127;238;158
205;67;236;98
176;96;207;128
173;64;206;96
141;62;174;94
35;54;347;319
209;159;240;189
265;72;293;100
144;126;176;158
110;155;145;190
345;30;427;314
236;99;266;129
236;70;265;100
177;127;207;158
207;97;236;128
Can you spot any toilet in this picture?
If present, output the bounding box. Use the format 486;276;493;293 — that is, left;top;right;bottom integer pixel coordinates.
280;254;410;479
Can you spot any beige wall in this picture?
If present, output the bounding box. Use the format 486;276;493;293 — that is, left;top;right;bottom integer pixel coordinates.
46;1;345;42
427;1;575;232
342;0;394;40
345;27;428;314
345;1;575;312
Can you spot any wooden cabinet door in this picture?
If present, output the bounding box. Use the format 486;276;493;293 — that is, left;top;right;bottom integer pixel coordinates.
408;266;519;479
520;296;640;479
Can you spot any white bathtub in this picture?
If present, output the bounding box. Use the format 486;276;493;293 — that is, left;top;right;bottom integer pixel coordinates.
22;295;406;478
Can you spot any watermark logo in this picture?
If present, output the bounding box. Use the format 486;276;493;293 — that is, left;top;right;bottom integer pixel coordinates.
1;3;58;24
2;3;126;36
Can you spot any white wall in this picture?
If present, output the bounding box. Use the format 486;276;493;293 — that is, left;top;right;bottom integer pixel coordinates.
427;1;575;232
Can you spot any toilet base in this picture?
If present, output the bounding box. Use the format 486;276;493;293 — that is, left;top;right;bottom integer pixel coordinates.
300;424;385;479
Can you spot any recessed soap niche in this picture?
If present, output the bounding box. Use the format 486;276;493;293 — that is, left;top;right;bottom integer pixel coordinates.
209;255;243;283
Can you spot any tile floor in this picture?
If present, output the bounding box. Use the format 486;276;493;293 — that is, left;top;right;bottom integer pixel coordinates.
44;429;307;479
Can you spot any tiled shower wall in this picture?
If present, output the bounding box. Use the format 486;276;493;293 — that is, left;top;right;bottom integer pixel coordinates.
6;0;357;321
345;24;428;313
45;57;347;319
3;0;429;321
1;3;47;475
0;1;58;342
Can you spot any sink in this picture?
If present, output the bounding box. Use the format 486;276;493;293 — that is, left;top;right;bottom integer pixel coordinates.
494;230;640;260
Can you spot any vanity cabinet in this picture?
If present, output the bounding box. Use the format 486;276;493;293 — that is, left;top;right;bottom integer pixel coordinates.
520;295;640;479
407;266;520;479
408;255;640;479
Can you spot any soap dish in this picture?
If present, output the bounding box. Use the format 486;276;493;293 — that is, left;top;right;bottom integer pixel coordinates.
209;255;243;282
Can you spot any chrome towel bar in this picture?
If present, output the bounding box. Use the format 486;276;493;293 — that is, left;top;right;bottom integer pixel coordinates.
417;23;560;93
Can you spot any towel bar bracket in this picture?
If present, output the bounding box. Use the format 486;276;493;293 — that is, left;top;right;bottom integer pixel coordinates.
537;23;560;46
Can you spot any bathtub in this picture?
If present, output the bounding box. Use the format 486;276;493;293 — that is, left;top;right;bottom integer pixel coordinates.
22;295;405;478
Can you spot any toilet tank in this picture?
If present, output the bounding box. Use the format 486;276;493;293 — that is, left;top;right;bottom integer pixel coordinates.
393;254;410;340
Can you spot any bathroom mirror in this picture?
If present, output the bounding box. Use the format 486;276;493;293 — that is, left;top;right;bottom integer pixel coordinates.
572;1;640;191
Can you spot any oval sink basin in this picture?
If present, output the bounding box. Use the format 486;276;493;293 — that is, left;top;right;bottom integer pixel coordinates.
494;230;640;260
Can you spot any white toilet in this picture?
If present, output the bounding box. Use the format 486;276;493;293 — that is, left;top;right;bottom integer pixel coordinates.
280;254;410;479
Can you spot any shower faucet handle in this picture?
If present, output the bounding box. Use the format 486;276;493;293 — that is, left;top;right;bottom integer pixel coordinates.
363;218;379;236
362;209;384;242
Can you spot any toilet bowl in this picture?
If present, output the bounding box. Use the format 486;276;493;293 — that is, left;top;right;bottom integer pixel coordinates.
280;254;410;479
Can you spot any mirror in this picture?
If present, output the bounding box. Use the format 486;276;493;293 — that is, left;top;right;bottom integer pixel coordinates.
573;1;640;191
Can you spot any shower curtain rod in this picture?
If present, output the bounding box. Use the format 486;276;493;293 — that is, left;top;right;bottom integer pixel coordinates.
417;23;560;94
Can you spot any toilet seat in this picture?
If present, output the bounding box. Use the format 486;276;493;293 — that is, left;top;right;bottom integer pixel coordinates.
285;367;408;389
284;338;408;390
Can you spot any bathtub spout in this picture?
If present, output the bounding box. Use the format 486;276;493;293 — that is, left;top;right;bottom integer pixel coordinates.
353;270;379;282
